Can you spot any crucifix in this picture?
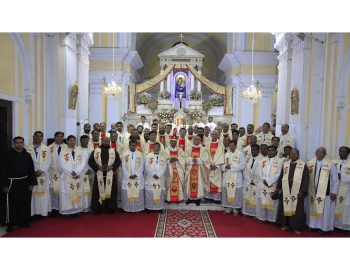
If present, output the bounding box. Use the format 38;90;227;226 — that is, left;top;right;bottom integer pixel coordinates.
179;34;184;44
178;92;183;109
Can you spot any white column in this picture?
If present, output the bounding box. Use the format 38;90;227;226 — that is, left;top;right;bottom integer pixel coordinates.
197;67;201;92
167;74;171;94
59;33;78;136
258;85;274;126
160;67;164;92
190;73;194;91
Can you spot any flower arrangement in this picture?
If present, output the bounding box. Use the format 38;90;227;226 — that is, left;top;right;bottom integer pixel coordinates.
155;109;173;121
186;109;205;125
202;99;213;114
159;89;170;99
137;92;151;105
190;89;201;100
209;94;224;107
147;99;158;114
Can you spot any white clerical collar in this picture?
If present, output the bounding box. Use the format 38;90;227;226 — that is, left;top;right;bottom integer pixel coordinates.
291;160;298;164
192;144;201;148
170;147;177;151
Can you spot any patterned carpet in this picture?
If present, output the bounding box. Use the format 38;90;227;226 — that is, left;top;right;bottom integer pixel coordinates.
155;210;216;238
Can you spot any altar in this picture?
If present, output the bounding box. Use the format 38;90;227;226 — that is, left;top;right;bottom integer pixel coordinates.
126;42;233;127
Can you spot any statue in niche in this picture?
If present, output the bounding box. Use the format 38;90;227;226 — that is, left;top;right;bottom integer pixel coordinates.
175;74;186;98
290;86;298;115
69;81;79;110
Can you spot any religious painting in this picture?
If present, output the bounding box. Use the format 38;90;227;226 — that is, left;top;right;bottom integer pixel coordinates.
175;74;186;98
290;87;298;115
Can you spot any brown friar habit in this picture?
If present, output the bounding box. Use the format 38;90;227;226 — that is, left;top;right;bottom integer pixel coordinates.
0;148;37;227
275;162;309;230
88;146;121;212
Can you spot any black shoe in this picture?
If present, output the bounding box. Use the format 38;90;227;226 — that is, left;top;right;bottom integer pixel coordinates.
158;209;163;214
95;210;101;216
195;200;200;206
318;230;326;234
307;227;314;231
65;215;71;221
37;215;43;221
31;215;38;222
50;210;58;218
72;213;81;219
109;210;115;215
6;226;14;233
342;230;350;235
185;199;191;205
214;200;221;204
146;209;151;214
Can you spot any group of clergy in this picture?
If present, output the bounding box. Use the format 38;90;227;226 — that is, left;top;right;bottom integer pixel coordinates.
2;117;350;236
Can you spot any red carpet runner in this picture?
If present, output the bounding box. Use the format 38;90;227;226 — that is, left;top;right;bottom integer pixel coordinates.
1;209;349;237
155;210;216;237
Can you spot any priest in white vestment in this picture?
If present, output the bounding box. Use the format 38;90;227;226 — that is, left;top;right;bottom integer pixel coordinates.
78;135;94;212
306;147;339;233
121;139;145;213
26;131;52;220
58;135;86;220
144;143;167;213
242;144;262;217
333;147;350;233
221;140;245;215
48;132;67;217
257;145;283;223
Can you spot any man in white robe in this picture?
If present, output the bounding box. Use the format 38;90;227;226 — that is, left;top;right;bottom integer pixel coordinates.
306;147;339;233
48;131;66;218
221;140;245;215
278;124;296;157
26;131;52;221
257;145;283;224
205;116;216;132
256;122;273;146
333;146;350;234
78;135;93;212
121;140;145;213
58;135;86;220
144;143;167;213
242;144;261;218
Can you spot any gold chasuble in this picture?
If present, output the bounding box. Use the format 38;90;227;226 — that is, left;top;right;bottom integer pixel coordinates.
308;158;332;219
185;145;209;199
61;148;84;204
165;147;186;202
123;150;143;202
94;148;116;203
281;159;305;216
26;144;49;197
223;150;241;202
260;156;280;210
205;141;224;194
244;154;261;208
333;158;350;218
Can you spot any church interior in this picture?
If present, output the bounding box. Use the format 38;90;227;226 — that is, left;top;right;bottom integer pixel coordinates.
1;32;349;163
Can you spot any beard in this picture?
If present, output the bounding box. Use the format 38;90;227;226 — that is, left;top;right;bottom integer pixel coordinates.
101;144;110;149
197;134;204;138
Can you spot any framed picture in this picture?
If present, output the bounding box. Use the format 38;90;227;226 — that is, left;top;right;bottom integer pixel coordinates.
290;86;298;115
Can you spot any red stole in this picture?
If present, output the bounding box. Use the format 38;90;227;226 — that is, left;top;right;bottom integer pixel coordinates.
223;133;229;138
149;142;154;153
100;133;107;138
188;135;193;141
111;142;117;150
246;135;251;146
189;147;201;198
173;128;178;136
178;138;186;151
200;137;204;144
170;150;180;202
93;142;100;149
159;135;166;145
136;141;142;152
209;142;219;193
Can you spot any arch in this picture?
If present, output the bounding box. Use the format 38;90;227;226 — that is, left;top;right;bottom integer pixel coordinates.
9;33;34;95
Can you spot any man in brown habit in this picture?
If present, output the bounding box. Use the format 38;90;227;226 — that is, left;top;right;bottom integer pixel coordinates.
274;148;309;234
89;137;121;215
